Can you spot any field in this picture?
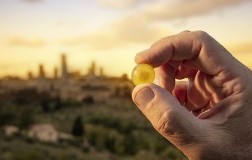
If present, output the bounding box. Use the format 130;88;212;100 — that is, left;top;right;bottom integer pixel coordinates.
0;88;187;160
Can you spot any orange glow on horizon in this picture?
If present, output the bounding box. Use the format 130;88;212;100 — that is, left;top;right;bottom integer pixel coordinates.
0;1;252;78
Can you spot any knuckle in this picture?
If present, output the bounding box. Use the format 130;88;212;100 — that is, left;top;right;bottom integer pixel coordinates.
179;30;191;35
194;30;211;41
194;30;208;37
156;109;176;136
151;37;167;48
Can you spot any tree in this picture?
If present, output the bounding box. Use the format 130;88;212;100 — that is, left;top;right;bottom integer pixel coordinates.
18;107;34;129
41;100;49;112
72;116;85;137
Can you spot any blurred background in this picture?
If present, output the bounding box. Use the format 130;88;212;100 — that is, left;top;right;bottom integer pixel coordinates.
0;0;252;160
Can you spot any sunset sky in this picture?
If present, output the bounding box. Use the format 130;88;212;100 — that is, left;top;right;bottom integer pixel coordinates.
0;0;252;78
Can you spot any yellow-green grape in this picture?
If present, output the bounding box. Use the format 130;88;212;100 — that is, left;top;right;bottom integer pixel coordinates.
132;64;155;85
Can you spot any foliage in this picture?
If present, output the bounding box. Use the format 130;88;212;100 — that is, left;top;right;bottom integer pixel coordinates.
0;105;35;129
0;94;186;160
72;116;85;137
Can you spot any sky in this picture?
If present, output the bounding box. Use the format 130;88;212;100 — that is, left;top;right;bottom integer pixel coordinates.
0;0;252;78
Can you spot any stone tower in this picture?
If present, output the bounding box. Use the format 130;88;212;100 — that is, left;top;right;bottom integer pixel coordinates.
54;67;58;79
61;53;68;79
88;61;96;76
39;64;45;79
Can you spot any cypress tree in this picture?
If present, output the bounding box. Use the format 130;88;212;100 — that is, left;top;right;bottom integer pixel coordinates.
72;116;84;137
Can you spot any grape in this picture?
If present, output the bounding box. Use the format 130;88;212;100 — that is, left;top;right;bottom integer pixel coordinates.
131;64;155;85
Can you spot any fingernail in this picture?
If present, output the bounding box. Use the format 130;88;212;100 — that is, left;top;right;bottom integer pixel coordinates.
134;87;154;108
136;49;148;56
135;49;148;63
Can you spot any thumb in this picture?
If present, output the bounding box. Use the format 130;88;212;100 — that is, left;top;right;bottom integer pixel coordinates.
132;83;206;148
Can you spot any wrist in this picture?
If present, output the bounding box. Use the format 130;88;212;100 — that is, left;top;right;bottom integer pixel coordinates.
188;143;252;160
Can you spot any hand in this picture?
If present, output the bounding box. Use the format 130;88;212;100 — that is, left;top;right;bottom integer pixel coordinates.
132;31;252;160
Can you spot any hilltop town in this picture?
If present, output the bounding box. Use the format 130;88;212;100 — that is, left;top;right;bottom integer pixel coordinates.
0;54;133;103
0;54;185;160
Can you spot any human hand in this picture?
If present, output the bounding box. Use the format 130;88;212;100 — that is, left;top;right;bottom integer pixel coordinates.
132;31;252;160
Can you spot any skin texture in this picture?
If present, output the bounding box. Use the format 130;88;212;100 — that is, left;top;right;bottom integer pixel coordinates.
132;31;252;160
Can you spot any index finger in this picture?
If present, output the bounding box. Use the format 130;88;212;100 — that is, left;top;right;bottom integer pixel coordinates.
135;31;237;76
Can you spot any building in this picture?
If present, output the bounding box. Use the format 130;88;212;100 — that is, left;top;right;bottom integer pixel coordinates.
61;53;68;79
99;67;104;77
54;67;58;79
88;61;96;76
28;124;59;143
38;64;46;79
1;125;19;136
27;71;33;79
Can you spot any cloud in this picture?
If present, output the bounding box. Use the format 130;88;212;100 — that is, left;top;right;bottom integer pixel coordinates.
22;0;44;3
226;42;252;69
9;37;47;48
136;0;251;22
62;0;251;50
97;0;150;9
228;41;252;54
61;16;169;50
98;0;251;17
